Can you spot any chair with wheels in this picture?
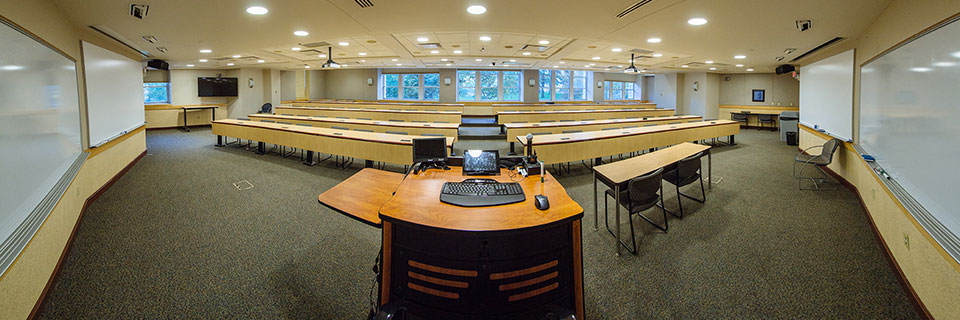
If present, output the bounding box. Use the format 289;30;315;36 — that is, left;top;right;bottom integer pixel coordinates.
662;152;706;217
794;138;840;190
603;168;668;254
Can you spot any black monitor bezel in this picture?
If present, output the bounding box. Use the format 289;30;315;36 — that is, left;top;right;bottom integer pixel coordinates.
412;137;448;163
462;149;500;176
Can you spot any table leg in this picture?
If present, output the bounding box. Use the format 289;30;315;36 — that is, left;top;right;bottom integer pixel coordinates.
593;171;598;231
365;160;374;168
615;184;621;256
211;108;216;122
729;135;736;145
256;142;265;155
216;135;223;147
182;109;190;132
708;150;712;191
303;151;317;166
510;142;515;154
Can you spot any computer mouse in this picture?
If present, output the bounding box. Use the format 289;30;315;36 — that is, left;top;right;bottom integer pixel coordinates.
535;195;549;210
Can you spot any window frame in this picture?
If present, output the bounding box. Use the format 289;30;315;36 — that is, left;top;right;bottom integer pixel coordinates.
143;81;171;104
379;73;440;101
603;80;637;101
538;69;592;101
456;70;524;102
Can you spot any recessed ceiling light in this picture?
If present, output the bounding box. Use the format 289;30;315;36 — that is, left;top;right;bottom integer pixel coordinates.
430;50;439;54
318;54;327;58
417;37;429;42
257;59;265;63
592;56;600;60
359;52;367;56
199;59;208;62
746;68;754;71
709;67;716;70
391;58;398;61
359;60;365;62
588;63;595;66
734;55;746;59
952;51;960;58
736;64;744;67
559;61;565;64
933;61;957;67
705;60;714;64
653;53;662;57
200;49;212;53
441;58;448;61
479;36;491;41
522;52;532;56
538;40;550;45
910;67;932;72
611;48;622;52
553;65;559;68
647;38;661;43
509;59;516;62
475;58;482;61
681;65;689;68
396;63;402;66
226;63;234;66
232;55;241;58
246;6;268;15
453;50;463;54
446;63;453;66
687;18;708;25
467;5;486;14
291;47;301;51
186;64;194;67
305;65;311;69
293;30;309;36
338;41;349;46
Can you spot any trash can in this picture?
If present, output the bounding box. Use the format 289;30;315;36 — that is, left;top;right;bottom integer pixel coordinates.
785;132;798;146
779;111;799;142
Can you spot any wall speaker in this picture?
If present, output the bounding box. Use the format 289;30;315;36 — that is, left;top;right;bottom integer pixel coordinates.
146;59;168;70
775;64;796;74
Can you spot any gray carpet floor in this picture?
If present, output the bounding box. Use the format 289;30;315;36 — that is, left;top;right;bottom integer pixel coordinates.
36;128;921;319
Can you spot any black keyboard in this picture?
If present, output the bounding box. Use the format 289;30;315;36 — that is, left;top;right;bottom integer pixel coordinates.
440;179;525;207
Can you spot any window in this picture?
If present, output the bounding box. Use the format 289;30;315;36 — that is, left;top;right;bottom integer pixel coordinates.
143;82;170;104
538;70;551;100
456;70;524;102
604;80;636;101
379;73;439;101
538;69;592;101
383;74;400;99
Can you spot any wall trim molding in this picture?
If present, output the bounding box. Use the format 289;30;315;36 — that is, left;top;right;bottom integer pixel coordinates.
27;150;146;319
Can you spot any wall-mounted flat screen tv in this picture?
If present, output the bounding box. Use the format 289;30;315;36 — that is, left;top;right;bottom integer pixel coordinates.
198;77;238;97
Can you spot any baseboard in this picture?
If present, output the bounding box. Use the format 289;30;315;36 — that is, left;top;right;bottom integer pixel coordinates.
146;124;211;130
799;148;933;319
28;150;147;319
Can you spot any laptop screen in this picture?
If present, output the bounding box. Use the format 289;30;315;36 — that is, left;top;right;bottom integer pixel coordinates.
463;150;499;175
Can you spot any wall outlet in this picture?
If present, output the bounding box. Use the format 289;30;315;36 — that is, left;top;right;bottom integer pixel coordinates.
903;233;910;250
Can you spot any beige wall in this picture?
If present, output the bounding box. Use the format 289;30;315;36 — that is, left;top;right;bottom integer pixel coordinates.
522;69;539;103
719;73;799;107
320;69;379;100
169;69;239;107
280;71;296;101
793;1;960;318
143;69;169;83
651;73;682;111
0;0;148;317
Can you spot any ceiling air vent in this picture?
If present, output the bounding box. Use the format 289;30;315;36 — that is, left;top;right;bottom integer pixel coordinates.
355;0;373;8
520;45;548;52
629;48;654;55
155;47;167;53
617;0;653;18
129;4;149;19
141;35;158;43
417;43;443;49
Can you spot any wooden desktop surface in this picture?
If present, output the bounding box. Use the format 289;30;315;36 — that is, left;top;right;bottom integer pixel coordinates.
497;108;674;123
519;120;738;145
214;119;453;145
277;105;462;114
505;115;701;137
317;168;403;227
248;114;459;137
594;142;710;184
275;106;462;122
379;167;583;232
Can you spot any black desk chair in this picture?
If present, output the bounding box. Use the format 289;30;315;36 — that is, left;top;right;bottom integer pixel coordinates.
794;138;840;190
757;114;775;130
663;152;706;217
604;167;668;254
256;103;272;114
731;113;748;128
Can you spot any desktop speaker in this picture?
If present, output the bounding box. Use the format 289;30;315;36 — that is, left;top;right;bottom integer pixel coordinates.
775;64;795;75
147;59;169;70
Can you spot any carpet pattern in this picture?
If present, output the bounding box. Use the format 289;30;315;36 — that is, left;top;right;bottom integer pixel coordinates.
35;128;921;319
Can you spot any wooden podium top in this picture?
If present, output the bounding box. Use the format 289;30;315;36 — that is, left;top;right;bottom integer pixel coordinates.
378;167;583;232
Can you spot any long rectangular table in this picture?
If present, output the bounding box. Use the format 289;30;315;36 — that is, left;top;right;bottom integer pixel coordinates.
593;143;712;256
515;120;739;165
292;101;464;112
211;119;454;165
181;105;218;132
505;115;702;151
247;114;459;138
497;108;674;123
275;105;462;123
493;103;656;112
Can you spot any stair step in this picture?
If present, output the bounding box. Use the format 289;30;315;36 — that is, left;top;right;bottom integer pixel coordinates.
461;117;498;126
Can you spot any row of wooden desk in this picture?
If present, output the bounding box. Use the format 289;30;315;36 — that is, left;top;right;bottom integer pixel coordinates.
497;108;674;123
492;103;656;112
247;114;460;138
504;115;702;151
211;119;454;165
275;105;462;123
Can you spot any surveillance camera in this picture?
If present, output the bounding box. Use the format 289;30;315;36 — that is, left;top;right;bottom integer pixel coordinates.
491;62;496;66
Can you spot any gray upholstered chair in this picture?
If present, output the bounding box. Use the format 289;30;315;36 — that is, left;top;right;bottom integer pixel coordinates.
794;138;841;190
731;113;748;127
662;152;706;217
757;114;776;130
604;167;667;254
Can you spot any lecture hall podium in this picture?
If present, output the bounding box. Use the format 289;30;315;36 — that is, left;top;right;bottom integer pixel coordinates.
318;168;585;320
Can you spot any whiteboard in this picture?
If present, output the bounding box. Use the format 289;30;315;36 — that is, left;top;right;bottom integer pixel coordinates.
0;19;84;276
860;16;960;262
799;49;854;141
82;41;144;147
